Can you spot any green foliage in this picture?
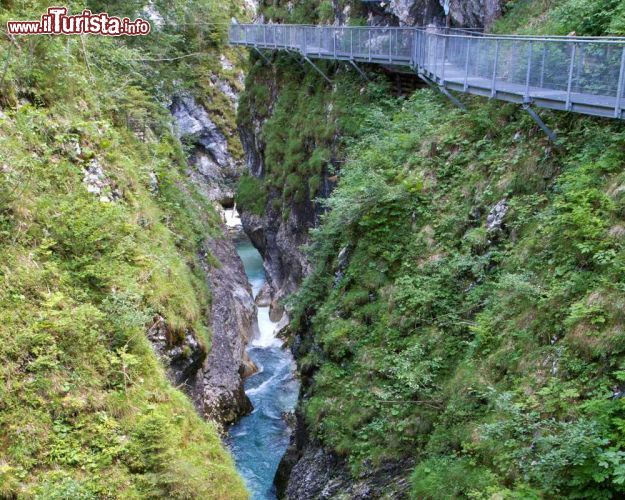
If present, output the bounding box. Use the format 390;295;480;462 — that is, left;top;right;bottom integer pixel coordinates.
473;393;625;497
236;173;268;215
411;457;499;499
494;0;625;35
231;0;625;497
287;84;625;497
317;0;335;23
0;1;248;497
237;45;392;213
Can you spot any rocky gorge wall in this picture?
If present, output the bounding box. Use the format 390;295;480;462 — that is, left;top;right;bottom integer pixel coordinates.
147;64;260;428
236;0;507;497
237;79;334;323
383;0;504;28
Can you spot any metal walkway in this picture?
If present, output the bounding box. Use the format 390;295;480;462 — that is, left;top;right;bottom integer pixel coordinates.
229;24;625;120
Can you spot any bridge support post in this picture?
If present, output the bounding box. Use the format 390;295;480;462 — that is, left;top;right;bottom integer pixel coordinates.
437;85;467;111
303;56;332;84
522;104;557;142
348;60;369;81
615;46;625;119
417;72;466;111
254;47;271;65
286;49;307;69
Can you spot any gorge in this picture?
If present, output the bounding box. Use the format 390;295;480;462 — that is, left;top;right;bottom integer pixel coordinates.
3;0;625;499
229;228;299;499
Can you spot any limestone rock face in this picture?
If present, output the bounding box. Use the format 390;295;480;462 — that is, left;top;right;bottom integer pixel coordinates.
82;159;121;203
145;209;257;429
147;315;206;389
388;0;445;26
255;282;273;307
442;0;504;29
276;435;414;499
486;198;508;232
238;99;335;310
371;0;504;28
198;234;257;426
239;199;313;309
171;94;238;206
149;85;260;428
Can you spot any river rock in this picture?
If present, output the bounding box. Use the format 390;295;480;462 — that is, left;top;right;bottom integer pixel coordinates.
274;312;290;339
197;233;258;426
255;281;273;307
147;314;206;389
240;351;258;379
269;299;285;322
171;94;239;206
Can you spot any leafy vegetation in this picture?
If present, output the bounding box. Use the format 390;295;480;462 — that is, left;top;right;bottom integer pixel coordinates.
0;0;248;497
289;88;625;498
494;0;625;35
235;1;625;497
237;53;390;215
236;173;268;215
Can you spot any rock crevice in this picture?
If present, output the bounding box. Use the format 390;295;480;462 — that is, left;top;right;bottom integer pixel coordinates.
147;89;258;428
171;94;239;206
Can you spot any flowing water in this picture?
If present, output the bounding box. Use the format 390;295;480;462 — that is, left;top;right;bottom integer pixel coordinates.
228;225;300;499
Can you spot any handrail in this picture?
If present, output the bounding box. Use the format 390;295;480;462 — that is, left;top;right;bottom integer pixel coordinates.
233;23;625;44
440;31;625;44
229;23;625;120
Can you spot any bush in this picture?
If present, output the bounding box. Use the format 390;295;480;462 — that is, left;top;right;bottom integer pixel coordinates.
236;173;268;215
411;457;499;499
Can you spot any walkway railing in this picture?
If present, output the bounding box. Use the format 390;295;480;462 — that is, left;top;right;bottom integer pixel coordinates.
229;24;625;120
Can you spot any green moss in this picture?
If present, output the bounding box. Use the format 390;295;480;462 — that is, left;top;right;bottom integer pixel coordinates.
0;1;248;497
493;0;625;35
236;173;268;216
238;50;391;214
289;85;625;496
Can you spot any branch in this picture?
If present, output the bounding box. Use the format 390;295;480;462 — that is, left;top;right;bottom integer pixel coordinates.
80;35;94;81
129;52;207;62
0;43;14;90
375;399;443;409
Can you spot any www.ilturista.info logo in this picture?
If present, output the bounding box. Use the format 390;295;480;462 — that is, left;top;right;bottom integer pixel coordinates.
7;7;151;36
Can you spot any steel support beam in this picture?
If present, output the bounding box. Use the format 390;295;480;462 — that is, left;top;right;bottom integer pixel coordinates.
417;72;466;111
417;72;435;88
254;47;271;65
286;50;307;69
522;104;557;142
349;59;369;81
438;85;467;111
303;56;332;84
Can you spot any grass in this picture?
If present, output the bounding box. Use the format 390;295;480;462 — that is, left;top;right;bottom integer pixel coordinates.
0;0;251;497
493;0;625;35
289;88;625;497
239;0;625;497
